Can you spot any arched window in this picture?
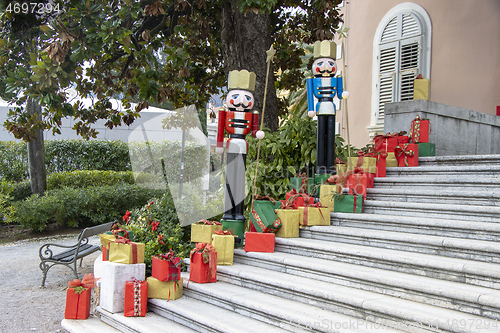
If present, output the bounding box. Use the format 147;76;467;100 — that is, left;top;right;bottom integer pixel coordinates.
368;3;432;137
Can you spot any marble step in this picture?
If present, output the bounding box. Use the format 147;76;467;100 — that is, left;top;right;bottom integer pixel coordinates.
330;212;500;240
212;262;500;333
147;289;295;333
366;188;500;207
299;225;500;263
233;249;500;320
177;272;404;333
274;237;500;289
97;307;196;333
373;176;500;190
363;200;500;222
385;165;500;177
62;316;121;333
418;155;500;167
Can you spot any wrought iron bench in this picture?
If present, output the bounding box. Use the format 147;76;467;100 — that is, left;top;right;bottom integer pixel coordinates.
39;222;114;288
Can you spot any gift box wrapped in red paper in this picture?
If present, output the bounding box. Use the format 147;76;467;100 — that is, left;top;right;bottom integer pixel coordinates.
189;243;217;283
64;274;98;320
244;232;275;253
373;132;409;153
409;115;430;144
285;189;314;209
346;173;374;198
152;250;182;282
395;143;419;167
124;278;148;317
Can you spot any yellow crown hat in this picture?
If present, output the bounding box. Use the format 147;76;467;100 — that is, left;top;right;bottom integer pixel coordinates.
313;40;337;59
228;70;256;92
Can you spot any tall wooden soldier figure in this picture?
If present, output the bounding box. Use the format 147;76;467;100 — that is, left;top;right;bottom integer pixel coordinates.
307;40;349;177
216;70;263;237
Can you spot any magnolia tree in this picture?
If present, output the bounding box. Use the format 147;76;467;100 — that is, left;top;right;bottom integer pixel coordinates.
0;0;342;193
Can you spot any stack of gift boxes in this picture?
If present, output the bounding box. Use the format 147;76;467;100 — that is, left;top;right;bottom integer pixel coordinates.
64;223;184;320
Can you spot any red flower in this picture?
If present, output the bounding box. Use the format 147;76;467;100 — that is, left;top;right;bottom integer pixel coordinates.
151;221;159;232
147;201;153;210
158;234;165;245
123;211;131;223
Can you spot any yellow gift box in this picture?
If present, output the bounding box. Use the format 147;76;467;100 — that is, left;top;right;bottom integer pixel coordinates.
336;164;347;176
108;241;145;264
413;78;430;100
211;234;234;265
348;156;377;174
191;223;223;244
275;209;300;238
147;277;183;300
386;152;398;167
319;184;342;210
298;206;330;226
98;233;116;248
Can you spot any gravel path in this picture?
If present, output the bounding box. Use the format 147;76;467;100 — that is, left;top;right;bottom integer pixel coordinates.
0;233;101;333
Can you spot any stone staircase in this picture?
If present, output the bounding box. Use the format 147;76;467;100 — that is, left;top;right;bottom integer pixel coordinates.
63;154;500;333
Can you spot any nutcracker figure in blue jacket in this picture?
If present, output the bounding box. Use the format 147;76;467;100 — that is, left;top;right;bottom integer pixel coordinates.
307;40;349;175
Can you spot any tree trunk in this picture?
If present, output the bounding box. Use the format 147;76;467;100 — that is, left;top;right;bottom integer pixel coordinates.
26;98;47;195
220;0;279;132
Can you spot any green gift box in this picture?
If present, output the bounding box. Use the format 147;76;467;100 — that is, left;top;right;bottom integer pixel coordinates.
250;200;282;233
289;177;314;194
333;195;363;213
418;142;435;157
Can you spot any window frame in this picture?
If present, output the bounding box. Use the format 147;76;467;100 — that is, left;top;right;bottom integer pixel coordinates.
368;3;432;137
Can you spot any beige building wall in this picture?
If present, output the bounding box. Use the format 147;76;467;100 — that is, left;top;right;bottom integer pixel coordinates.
335;0;500;149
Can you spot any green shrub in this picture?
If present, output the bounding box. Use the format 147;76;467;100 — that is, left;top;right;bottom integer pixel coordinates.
0;142;28;182
7;184;165;231
45;140;131;173
46;170;136;190
124;192;193;271
0;140;207;184
245;117;357;208
10;180;32;201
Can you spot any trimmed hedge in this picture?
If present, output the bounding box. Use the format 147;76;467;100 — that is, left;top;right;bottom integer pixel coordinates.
7;184;166;231
46;170;136;189
0;140;208;183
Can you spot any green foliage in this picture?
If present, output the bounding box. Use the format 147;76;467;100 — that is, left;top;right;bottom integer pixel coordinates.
246;117;317;205
245;116;358;206
0;140;206;184
124;192;193;271
0;142;28;182
46;170;135;190
7;184;165;231
1;0;343;140
45;140;131;173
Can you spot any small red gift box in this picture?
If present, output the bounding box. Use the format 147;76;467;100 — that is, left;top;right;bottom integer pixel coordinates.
64;274;98;320
189;243;217;283
346;173;374;198
374;133;409;153
395;144;419;167
409;116;430;143
244;232;275;253
124;279;148;317
285;190;314;209
65;287;91;320
152;250;182;282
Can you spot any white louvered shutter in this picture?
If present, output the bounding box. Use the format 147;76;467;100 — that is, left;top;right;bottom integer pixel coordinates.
376;12;422;125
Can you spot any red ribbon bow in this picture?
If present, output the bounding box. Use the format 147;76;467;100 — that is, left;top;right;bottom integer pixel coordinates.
197;219;222;226
214;229;235;236
114;236;132;244
68;273;99;293
158;249;183;268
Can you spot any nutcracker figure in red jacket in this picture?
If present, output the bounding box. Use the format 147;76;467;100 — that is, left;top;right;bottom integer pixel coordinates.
216;70;263;221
